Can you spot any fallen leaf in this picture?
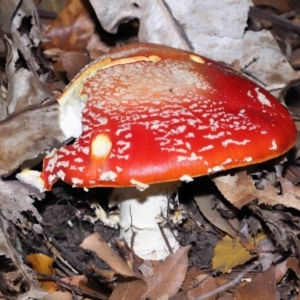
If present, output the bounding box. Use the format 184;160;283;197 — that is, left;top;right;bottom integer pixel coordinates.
234;266;276;300
61;275;111;298
80;232;136;278
109;277;148;300
58;51;91;81
43;291;73;300
181;268;219;300
5;36;52;114
0;179;43;227
286;257;300;279
26;253;58;292
43;0;96;52
252;0;291;12
212;235;256;273
257;238;275;271
213;172;300;211
195;195;238;237
141;246;191;299
82;233;147;300
0;102;65;176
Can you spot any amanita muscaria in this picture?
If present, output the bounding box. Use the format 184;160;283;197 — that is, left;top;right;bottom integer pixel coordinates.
18;43;297;260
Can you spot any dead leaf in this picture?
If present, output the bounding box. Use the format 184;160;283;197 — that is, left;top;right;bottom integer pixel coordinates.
58;51;91;81
0;217;40;293
43;0;96;52
43;291;73;300
0;102;65;176
27;253;58;292
286;257;300;279
181;268;219;300
0;0;43;75
234;266;276;300
5;36;52;113
212;235;256;273
212;172;259;209
252;0;291;12
213;172;300;211
61;275;111;298
140;246;191;299
257;238;275;271
80;232;136;278
109;277;148;300
274;259;288;284
80;233;148;299
0;179;43;227
195;195;238;237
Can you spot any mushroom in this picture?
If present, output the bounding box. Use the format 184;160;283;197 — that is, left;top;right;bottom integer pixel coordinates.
17;43;297;260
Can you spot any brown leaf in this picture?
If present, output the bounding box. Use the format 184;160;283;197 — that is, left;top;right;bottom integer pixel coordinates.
212;172;257;209
141;246;191;299
80;232;136;278
181;268;218;300
286;257;300;279
109;277;148;300
58;51;91;81
252;0;291;12
234;266;276;300
195;195;238;237
43;0;96;52
0;102;65;176
80;233;149;299
213;172;300;211
61;275;111;298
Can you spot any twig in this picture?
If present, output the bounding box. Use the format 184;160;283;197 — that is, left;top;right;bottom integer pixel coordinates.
35;272;108;300
193;261;261;300
249;6;300;35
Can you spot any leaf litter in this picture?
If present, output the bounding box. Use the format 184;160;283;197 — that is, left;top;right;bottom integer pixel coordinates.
1;0;300;299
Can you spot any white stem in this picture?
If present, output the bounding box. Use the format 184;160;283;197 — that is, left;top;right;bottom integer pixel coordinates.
109;182;181;260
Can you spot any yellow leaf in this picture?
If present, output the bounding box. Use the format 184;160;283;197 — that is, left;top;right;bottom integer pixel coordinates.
27;253;58;292
212;235;256;273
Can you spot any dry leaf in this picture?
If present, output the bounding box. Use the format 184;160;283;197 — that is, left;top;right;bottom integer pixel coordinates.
257;238;275;271
80;232;137;278
0;179;43;227
195;195;238;237
58;51;91;81
212;235;256;273
252;0;291;12
274;259;288;284
234;266;276;300
109;277;148;300
60;275;111;298
80;233;148;300
26;253;58;292
43;291;73;300
286;257;300;279
43;0;96;52
0;102;65;176
213;172;300;211
5;36;52;113
141;246;191;299
181;268;218;300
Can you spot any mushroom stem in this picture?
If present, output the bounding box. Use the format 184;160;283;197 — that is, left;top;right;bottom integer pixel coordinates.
109;182;181;260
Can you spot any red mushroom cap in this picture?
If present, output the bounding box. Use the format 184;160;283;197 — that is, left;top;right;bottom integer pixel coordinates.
40;43;297;190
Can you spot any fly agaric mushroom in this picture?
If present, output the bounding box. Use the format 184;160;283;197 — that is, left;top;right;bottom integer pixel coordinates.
17;43;297;260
